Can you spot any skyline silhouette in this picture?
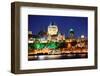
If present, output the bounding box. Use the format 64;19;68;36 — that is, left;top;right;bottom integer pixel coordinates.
28;15;88;38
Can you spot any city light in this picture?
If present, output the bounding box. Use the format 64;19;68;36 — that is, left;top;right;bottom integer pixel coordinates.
28;22;88;60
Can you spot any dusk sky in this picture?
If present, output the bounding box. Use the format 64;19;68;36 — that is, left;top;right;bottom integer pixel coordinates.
28;15;88;38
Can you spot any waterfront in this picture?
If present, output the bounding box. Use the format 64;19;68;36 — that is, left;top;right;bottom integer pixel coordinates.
28;53;87;60
28;47;87;60
28;18;88;60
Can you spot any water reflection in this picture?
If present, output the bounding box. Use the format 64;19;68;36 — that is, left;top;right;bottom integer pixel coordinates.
28;53;87;61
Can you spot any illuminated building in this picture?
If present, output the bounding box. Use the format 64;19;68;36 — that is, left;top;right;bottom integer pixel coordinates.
28;22;88;55
39;37;48;43
57;32;65;41
81;35;85;39
69;28;74;38
48;22;58;35
28;31;34;43
47;22;65;42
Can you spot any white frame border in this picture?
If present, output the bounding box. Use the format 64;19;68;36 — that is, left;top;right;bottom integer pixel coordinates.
20;6;95;70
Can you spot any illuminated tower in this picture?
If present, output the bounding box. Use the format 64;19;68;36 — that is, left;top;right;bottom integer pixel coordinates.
69;28;74;38
81;35;85;39
48;22;58;35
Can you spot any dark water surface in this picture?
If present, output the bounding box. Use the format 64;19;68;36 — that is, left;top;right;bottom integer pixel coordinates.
28;53;87;61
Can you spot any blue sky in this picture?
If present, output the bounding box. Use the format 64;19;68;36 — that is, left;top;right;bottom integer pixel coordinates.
28;15;88;38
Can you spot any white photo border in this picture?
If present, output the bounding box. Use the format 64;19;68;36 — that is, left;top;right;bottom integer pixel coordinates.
20;6;95;70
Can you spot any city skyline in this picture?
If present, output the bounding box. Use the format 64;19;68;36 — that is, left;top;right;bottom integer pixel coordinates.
28;15;88;38
28;15;88;60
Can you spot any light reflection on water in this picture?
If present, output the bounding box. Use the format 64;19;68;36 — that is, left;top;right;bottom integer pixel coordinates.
28;54;87;61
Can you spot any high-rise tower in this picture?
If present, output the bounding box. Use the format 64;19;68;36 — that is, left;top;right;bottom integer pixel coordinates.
69;28;74;38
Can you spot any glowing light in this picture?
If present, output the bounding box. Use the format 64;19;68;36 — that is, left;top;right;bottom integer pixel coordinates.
81;35;85;38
